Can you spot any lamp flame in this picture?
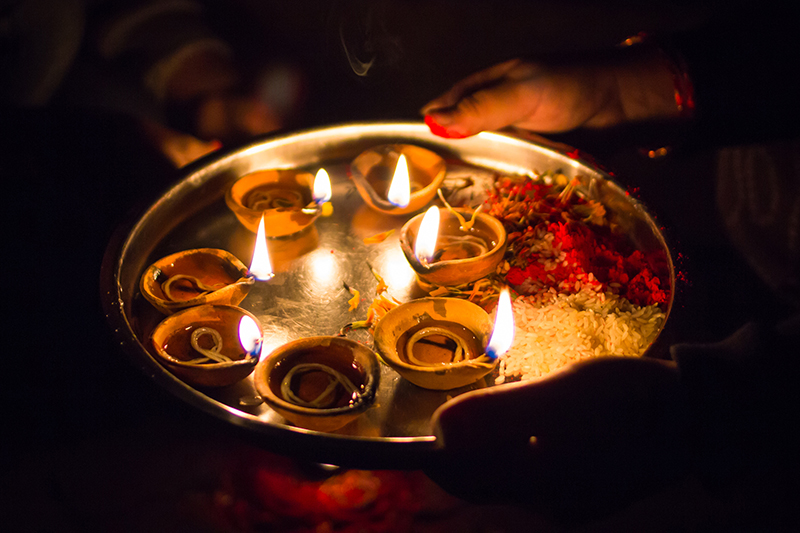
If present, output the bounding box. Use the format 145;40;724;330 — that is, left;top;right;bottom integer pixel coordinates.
238;315;263;358
249;215;274;280
387;154;411;207
414;206;439;267
486;288;514;359
313;168;332;204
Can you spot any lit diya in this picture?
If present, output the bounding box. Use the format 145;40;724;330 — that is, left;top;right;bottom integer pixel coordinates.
253;336;380;432
150;304;263;388
349;144;446;215
226;168;332;236
400;206;508;287
140;248;255;314
372;294;514;390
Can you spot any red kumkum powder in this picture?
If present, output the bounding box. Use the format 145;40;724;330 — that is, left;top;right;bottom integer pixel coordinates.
486;174;670;308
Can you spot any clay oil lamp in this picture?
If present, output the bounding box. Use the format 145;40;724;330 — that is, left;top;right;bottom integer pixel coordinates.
253;336;380;432
226;168;332;237
150;304;263;388
140;248;255;314
372;290;515;390
349;144;446;215
400;205;508;288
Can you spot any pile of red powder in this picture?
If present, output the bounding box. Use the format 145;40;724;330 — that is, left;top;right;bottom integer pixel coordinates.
486;175;670;308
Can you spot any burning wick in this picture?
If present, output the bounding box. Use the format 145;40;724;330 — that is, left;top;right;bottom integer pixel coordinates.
238;315;263;360
313;168;332;204
302;168;334;216
485;288;514;359
249;215;274;281
414;206;440;268
387;154;411;208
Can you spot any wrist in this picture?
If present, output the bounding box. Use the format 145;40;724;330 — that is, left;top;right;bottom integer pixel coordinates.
613;46;692;123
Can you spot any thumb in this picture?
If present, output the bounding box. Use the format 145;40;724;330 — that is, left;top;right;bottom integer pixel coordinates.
424;79;541;138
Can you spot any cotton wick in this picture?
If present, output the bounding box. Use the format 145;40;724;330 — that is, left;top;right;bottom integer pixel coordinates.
281;363;360;408
186;327;232;364
405;327;473;366
163;275;225;302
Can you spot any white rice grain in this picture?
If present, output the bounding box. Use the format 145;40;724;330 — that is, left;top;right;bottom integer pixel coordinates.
498;289;665;382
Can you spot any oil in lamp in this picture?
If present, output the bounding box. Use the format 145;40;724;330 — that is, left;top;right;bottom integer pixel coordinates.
349;144;446;215
400;206;508;288
372;293;514;390
150;304;263;388
253;336;380;432
226;168;329;237
140;248;255;314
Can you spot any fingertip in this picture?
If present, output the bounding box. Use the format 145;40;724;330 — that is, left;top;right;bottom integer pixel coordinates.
424;114;469;139
424;114;448;137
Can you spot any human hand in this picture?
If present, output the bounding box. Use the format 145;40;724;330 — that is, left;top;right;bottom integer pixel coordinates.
421;59;621;137
164;49;285;144
138;119;222;168
427;357;688;514
193;93;282;143
422;52;681;139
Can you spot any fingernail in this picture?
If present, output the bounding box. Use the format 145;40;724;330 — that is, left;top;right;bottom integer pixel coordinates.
424;115;448;137
425;114;466;139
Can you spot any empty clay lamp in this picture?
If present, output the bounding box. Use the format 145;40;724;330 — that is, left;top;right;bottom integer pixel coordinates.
349;144;446;215
400;207;508;287
372;297;499;390
253;336;380;432
140;248;254;314
226;169;325;236
150;304;263;388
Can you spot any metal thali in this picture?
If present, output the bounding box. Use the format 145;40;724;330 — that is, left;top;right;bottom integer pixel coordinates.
102;122;674;467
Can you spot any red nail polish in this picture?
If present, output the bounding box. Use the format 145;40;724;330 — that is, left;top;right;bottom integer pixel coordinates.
425;115;467;139
424;115;448;137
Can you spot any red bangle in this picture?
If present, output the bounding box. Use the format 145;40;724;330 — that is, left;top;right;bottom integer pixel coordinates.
660;50;695;118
